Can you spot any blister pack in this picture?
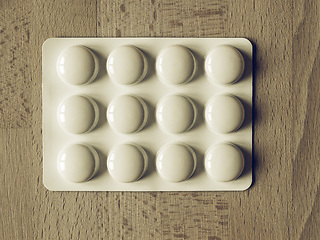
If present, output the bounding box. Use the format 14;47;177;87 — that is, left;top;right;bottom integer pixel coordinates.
42;38;252;191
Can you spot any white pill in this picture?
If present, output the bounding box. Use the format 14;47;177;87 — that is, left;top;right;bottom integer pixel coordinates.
107;144;148;183
156;143;196;182
205;45;245;84
205;143;244;182
107;95;148;134
156;95;196;134
57;144;100;183
205;95;245;133
107;45;147;85
57;45;99;86
57;95;99;134
156;45;196;85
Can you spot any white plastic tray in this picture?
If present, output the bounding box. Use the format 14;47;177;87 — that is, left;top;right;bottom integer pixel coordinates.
42;38;252;191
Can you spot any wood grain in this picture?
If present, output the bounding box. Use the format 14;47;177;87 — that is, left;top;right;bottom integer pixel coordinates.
292;0;320;239
0;0;319;239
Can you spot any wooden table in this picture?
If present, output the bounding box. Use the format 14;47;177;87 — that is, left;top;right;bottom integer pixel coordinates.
1;0;319;239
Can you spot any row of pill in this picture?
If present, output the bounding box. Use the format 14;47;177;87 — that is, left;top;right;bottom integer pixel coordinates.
57;93;245;135
57;44;245;87
58;142;245;184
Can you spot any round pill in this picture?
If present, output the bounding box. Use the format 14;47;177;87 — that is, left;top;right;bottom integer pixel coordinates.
156;95;196;134
57;45;99;86
205;45;245;84
156;143;196;182
205;95;245;133
205;143;244;182
57;95;99;134
57;144;100;183
107;95;148;134
156;45;196;85
107;45;147;85
107;144;148;183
